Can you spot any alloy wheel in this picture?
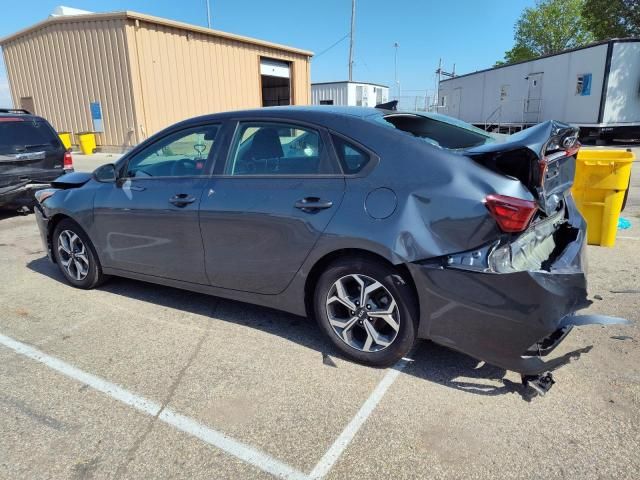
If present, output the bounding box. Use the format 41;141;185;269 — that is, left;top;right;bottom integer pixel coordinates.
325;274;400;352
58;229;90;281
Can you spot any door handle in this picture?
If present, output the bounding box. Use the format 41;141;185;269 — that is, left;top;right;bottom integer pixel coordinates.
294;197;333;213
169;193;196;207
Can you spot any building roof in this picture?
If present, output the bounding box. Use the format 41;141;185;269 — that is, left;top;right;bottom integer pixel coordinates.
312;81;389;88
441;38;640;83
0;10;314;56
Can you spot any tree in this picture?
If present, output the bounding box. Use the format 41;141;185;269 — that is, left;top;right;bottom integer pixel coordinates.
582;0;640;39
497;0;594;65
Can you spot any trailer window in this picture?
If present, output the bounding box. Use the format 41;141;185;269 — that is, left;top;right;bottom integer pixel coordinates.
379;113;494;149
576;73;592;96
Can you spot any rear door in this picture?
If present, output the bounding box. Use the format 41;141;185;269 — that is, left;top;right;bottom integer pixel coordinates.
199;120;345;294
0;117;65;189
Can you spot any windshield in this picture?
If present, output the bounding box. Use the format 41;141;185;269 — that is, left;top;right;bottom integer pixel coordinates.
370;111;495;149
0;119;60;155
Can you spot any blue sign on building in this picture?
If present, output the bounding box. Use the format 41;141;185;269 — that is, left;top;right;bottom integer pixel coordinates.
90;101;103;132
581;73;592;96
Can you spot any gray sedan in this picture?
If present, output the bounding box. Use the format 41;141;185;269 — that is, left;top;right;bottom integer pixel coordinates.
33;106;627;395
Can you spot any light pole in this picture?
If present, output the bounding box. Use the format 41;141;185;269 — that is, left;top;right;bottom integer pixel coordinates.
205;0;211;28
393;42;400;99
348;0;356;81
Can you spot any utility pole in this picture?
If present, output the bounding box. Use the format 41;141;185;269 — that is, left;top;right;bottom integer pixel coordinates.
205;0;211;28
393;42;400;99
348;0;356;81
435;58;455;110
435;58;441;110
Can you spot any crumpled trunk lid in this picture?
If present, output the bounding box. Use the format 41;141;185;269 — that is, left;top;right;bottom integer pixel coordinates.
465;120;580;215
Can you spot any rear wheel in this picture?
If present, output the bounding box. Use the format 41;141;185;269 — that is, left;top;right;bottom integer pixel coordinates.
314;257;417;367
52;219;105;289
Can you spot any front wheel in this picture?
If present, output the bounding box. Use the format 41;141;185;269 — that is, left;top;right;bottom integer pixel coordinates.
52;219;105;289
314;257;418;367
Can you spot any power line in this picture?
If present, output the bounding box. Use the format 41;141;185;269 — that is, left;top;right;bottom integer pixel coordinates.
313;33;350;60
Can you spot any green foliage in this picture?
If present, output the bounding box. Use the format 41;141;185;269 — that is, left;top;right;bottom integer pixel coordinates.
582;0;640;39
503;44;538;64
497;0;595;65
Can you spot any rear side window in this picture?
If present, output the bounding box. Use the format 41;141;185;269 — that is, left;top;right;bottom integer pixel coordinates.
0;119;61;155
331;135;370;174
226;122;339;175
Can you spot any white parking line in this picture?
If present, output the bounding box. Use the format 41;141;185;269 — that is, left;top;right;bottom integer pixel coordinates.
308;357;411;479
1;328;412;479
0;332;307;480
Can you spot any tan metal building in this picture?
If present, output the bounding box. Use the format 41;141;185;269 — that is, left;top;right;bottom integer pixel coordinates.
0;11;313;151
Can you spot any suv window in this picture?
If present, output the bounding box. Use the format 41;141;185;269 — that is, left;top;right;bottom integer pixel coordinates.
0;118;61;155
226;122;338;175
331;135;370;174
126;125;219;178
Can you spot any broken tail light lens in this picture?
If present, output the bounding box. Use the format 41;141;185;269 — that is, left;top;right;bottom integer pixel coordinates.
63;150;73;170
484;194;538;233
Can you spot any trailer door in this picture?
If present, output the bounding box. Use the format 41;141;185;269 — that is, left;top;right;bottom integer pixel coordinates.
525;73;543;123
451;87;462;119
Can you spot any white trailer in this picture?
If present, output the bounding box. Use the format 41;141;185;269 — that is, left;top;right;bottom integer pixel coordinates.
438;39;640;141
311;81;389;107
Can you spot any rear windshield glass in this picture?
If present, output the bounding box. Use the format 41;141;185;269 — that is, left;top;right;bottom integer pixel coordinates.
373;112;494;149
0;119;60;155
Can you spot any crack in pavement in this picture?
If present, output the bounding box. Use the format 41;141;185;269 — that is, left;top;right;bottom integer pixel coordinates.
112;300;217;479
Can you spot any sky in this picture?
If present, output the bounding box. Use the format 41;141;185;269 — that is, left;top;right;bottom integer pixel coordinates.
0;0;536;107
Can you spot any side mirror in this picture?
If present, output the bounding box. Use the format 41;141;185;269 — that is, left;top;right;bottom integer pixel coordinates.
93;163;117;183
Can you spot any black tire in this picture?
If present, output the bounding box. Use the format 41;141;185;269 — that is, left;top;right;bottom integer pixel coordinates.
52;218;106;289
314;256;418;367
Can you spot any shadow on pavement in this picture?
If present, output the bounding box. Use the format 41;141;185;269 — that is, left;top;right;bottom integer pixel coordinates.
28;255;540;401
0;209;32;221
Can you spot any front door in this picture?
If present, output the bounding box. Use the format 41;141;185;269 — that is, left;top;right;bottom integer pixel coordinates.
199;121;345;294
93;123;220;284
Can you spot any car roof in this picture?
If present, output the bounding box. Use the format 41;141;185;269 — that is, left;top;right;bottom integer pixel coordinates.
173;105;381;128
0;109;45;122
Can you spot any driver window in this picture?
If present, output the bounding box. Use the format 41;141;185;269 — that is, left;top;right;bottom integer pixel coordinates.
126;124;219;178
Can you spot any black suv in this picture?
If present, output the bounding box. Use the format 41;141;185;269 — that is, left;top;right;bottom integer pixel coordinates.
0;109;72;211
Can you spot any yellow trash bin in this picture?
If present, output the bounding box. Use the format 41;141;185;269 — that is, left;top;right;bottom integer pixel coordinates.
77;132;97;155
58;132;72;150
571;149;635;247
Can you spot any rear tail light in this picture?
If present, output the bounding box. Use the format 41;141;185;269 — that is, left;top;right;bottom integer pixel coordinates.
484;194;538;233
63;150;73;170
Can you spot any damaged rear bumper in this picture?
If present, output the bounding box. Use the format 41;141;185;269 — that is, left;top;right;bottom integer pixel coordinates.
407;197;629;375
0;181;52;208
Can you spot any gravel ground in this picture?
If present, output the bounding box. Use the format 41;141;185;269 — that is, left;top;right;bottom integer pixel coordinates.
0;148;638;479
